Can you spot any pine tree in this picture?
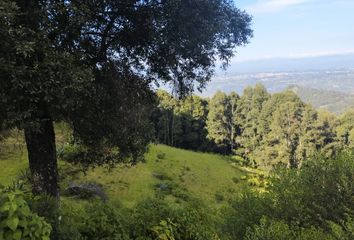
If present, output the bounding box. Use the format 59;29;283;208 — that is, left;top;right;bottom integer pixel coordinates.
207;91;240;154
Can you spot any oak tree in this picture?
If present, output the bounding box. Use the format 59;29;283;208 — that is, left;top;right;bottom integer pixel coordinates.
0;0;252;197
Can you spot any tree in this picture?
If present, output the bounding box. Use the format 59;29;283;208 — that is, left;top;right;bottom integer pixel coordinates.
174;95;210;150
207;91;240;154
152;90;179;146
238;84;269;161
255;91;303;167
0;0;253;197
152;91;215;152
337;110;354;149
295;105;319;167
316;110;341;157
270;101;304;168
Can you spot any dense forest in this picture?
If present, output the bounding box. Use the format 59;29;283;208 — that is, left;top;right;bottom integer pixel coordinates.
0;0;353;240
152;84;354;168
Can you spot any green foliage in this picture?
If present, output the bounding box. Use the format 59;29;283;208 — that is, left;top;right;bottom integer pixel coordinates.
328;217;354;240
0;0;252;197
245;217;295;240
58;142;126;168
245;217;332;240
268;152;354;228
152;90;215;152
207;91;240;154
152;84;354;168
232;176;240;184
223;152;354;239
129;198;219;240
245;217;354;240
151;219;177;240
78;202;129;240
0;188;51;240
215;191;225;202
27;194;59;235
223;191;271;239
56;198;220;240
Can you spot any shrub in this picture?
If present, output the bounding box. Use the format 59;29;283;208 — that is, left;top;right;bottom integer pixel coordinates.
151;219;177;240
240;175;248;180
230;155;249;166
215;192;225;202
78;202;129;240
223;151;354;239
157;152;166;160
58;143;123;168
223;191;271;239
129;198;219;240
232;176;239;184
247;177;260;187
268;152;354;228
245;217;332;240
328;217;354;240
245;217;294;240
152;171;172;181
57;204;84;240
28;194;59;234
0;189;51;240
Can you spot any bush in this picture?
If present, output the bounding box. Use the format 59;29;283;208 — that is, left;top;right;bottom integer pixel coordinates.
268;152;354;228
57;203;84;240
215;192;225;202
28;194;59;235
245;217;294;240
240;175;248;180
232;176;239;184
0;189;51;240
157;152;166;160
58;201;129;240
245;217;332;240
58;143;123;168
247;177;260;187
78;202;129;240
129;198;219;240
223;151;354;239
223;191;271;239
230;155;249;166
151;219;177;240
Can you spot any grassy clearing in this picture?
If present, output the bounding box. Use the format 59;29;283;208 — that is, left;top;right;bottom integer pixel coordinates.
0;130;255;208
69;144;250;207
0;131;28;186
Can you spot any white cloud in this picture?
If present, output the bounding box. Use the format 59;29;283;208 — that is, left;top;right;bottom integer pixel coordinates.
246;0;311;13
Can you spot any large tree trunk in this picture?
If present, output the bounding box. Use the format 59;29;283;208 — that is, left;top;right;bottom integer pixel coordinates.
24;111;59;199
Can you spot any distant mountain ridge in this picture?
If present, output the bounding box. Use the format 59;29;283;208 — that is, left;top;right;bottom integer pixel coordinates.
201;69;354;114
287;85;354;114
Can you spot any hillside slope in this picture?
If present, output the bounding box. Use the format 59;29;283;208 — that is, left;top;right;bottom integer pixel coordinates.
288;85;354;114
0;144;254;208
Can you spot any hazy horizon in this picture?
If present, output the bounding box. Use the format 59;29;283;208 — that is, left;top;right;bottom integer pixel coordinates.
230;0;354;66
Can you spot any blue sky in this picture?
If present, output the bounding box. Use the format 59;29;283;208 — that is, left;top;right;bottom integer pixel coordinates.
231;0;354;63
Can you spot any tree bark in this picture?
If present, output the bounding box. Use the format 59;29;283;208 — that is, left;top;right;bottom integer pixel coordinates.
24;110;59;200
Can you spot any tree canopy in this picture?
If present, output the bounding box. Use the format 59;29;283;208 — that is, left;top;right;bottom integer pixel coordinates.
152;86;354;168
0;0;253;197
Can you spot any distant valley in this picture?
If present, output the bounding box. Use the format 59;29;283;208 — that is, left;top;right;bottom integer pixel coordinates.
202;69;354;114
288;85;354;114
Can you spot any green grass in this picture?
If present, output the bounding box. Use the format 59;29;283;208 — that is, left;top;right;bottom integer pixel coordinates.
0;144;28;187
73;144;249;207
0;138;253;208
0;154;27;186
